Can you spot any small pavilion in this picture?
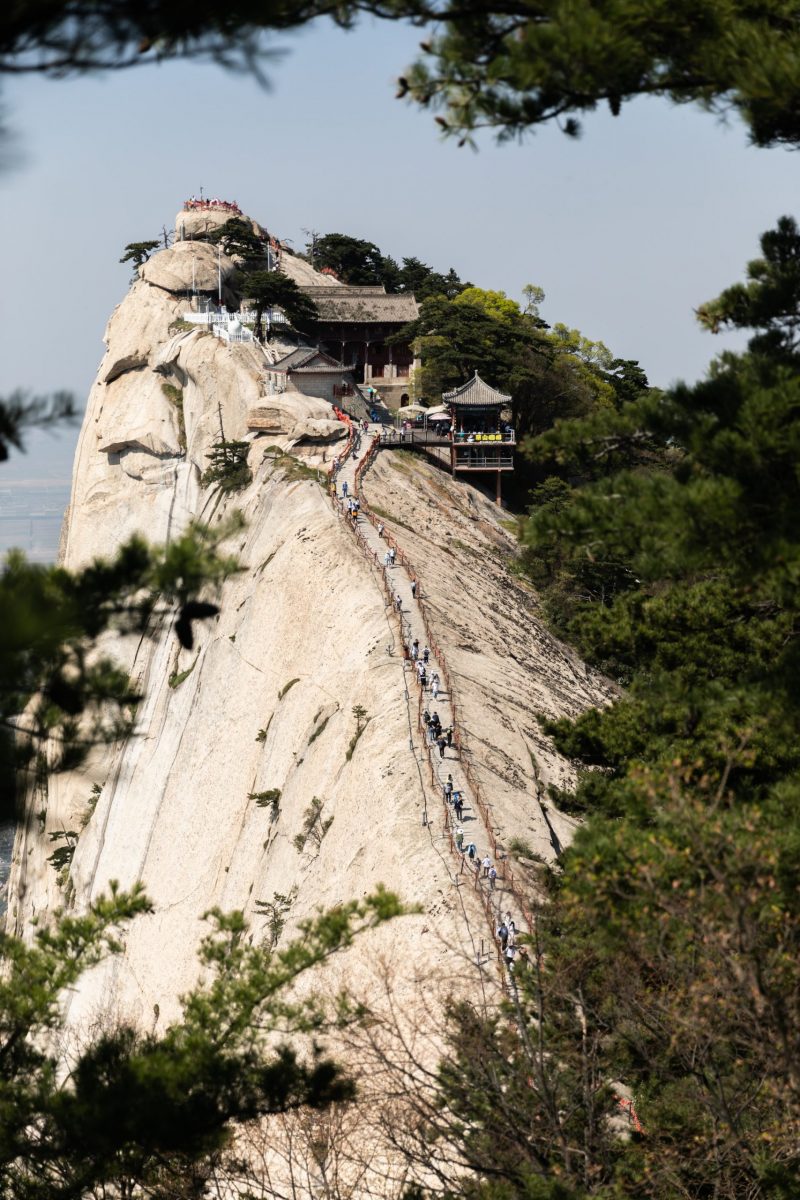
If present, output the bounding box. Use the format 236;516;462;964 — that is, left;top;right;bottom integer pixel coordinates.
443;372;515;504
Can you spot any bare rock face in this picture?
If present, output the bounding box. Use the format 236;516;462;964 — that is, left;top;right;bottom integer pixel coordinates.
174;206;266;242
6;209;606;1054
96;370;182;458
247;392;347;445
280;253;342;289
102;279;181;384
141;240;238;304
292;418;346;444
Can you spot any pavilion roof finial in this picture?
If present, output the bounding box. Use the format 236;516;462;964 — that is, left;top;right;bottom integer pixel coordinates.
442;373;512;407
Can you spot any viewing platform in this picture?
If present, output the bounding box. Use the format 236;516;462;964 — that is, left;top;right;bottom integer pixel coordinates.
381;428;515;458
180;306;288;344
379;374;516;503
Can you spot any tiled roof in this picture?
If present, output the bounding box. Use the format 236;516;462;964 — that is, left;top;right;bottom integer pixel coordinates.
442;372;511;407
301;285;419;324
270;347;346;373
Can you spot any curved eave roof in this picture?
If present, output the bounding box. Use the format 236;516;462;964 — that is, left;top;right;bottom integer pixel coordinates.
442;371;511;407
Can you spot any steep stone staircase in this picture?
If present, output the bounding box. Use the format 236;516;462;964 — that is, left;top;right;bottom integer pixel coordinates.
327;419;535;981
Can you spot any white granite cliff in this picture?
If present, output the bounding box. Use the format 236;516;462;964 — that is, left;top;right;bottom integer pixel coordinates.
7;210;611;1038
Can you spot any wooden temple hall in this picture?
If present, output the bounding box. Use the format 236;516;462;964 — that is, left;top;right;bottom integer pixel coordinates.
300;285;419;406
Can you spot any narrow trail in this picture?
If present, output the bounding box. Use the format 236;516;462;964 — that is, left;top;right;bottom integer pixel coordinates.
330;418;647;1131
328;418;534;981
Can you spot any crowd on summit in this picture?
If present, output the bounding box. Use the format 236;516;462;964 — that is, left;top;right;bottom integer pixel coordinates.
184;197;243;213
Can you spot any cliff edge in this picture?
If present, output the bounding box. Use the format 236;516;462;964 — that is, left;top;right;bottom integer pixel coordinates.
7;208;608;1039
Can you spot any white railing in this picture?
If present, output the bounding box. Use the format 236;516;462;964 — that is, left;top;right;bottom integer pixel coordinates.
181;308;288;326
454;450;514;468
213;325;254;344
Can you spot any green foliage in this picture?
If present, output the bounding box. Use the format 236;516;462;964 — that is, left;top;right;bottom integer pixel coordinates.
262;447;320;483
396;286;531;399
206;217;267;262
239;270;319;340
506;836;539;861
250;788;281;825
307;713;332;746
0;882;402;1198
398;286;628;455
346;705;370;762
80;781;102;829
119;239;160;269
46;827;77;872
444;219;800;1197
5;0;800;154
522;330;800;815
310;233;387;285
202;439;252;492
161;381;186;450
0;516;242;814
394;255;469;300
400;0;800;148
293;797;333;854
307;233;469;299
254;887;297;948
697;214;800;358
324;217;800;1200
0;389;76;462
168;653;198;689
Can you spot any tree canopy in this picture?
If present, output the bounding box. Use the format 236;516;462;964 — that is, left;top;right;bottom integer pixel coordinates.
696;214;800;358
397;284;636;450
3;0;800;147
0;882;401;1199
1;515;243;817
0;389;76;463
206;216;269;263
413;217;800;1199
310;233;388;286
323;215;795;1200
239;270;319;340
119;240;160;269
306;232;469;299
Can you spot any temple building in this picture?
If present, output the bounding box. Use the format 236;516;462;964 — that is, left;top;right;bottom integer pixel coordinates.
259;346;354;405
443;373;515;504
299;285;419;409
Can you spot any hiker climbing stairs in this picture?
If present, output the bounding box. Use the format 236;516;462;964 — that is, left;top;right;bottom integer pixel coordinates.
328;421;534;979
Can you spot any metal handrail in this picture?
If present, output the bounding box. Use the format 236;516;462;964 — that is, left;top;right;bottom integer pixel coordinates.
354;438;536;934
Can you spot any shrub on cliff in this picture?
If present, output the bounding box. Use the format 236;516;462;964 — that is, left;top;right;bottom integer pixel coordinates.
0;883;402;1198
201;439;252;492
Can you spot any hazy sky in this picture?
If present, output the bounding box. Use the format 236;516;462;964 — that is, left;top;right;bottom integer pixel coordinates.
1;16;798;482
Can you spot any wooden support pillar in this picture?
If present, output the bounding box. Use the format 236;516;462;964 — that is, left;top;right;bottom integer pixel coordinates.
496;470;502;506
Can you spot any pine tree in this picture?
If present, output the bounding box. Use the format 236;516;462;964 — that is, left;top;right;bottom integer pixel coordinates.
239;271;319;341
418;219;800;1200
0;884;402;1198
